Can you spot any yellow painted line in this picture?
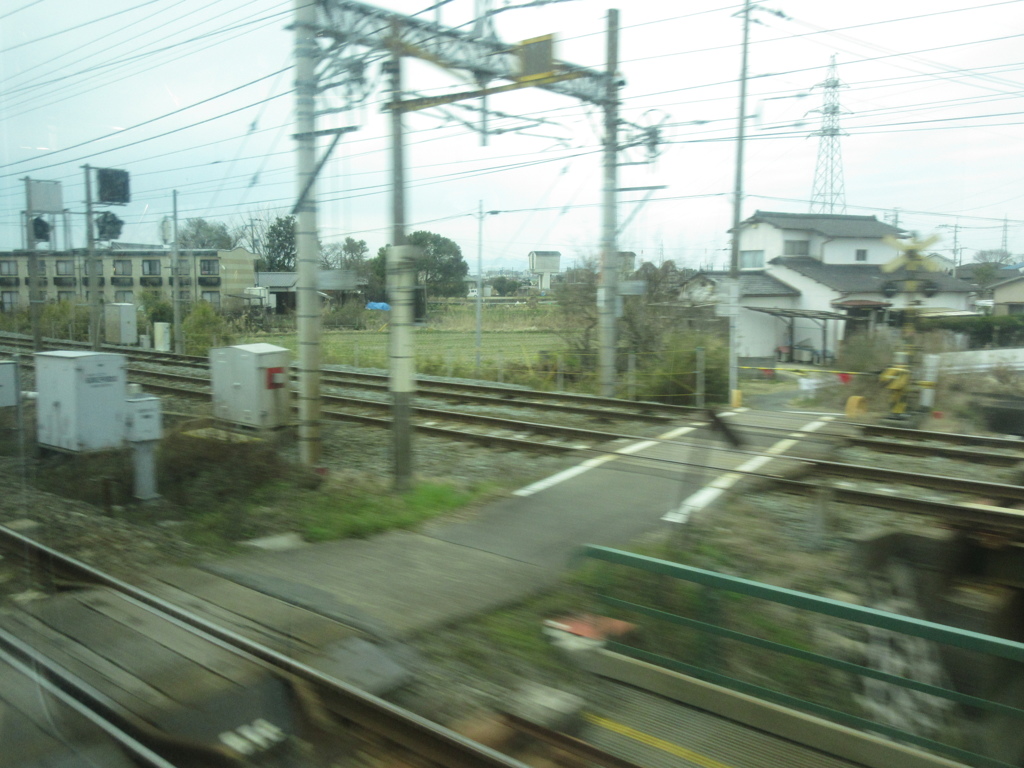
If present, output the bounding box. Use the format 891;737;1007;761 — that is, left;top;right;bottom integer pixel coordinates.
584;712;733;768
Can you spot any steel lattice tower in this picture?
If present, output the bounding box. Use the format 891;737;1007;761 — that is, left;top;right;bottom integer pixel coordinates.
809;55;847;214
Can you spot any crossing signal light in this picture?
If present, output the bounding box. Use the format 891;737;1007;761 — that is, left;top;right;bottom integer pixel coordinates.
97;168;130;204
32;216;51;242
95;211;124;241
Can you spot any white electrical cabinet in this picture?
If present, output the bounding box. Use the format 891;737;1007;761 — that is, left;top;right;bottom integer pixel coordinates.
210;344;290;428
153;322;171;351
36;352;127;452
105;303;138;345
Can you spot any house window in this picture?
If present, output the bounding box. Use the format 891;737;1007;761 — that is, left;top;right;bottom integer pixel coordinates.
1009;304;1024;316
201;290;220;307
115;291;134;303
784;240;810;256
1;292;17;312
739;250;765;269
33;260;46;275
86;260;102;275
0;261;17;276
142;259;161;276
57;291;75;303
200;259;219;276
56;260;73;276
856;249;868;262
113;260;132;276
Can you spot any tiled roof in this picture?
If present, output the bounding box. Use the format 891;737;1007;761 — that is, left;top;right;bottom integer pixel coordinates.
745;210;905;239
771;256;973;293
690;270;800;297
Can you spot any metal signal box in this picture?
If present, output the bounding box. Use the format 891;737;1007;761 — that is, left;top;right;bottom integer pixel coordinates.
125;395;162;442
105;303;138;345
35;352;127;452
0;361;18;408
210;344;291;428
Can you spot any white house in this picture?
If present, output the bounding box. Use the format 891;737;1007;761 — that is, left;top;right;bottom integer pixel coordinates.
680;211;975;364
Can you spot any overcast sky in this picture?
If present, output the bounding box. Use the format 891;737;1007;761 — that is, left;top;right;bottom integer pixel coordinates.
1;0;1022;272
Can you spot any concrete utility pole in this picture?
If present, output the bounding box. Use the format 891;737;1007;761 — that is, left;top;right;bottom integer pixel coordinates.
294;0;323;467
728;0;752;399
171;190;183;354
23;178;42;352
387;35;414;491
286;0;332;470
84;165;101;351
598;9;620;397
475;202;501;375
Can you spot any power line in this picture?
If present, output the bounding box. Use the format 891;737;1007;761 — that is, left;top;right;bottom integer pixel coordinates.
0;0;168;54
1;10;292;119
0;0;44;21
1;69;292;174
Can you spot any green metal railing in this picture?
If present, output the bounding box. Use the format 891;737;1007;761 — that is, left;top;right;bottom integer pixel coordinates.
581;545;1024;768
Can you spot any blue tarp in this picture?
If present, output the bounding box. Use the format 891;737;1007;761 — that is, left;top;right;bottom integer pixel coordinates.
365;302;391;310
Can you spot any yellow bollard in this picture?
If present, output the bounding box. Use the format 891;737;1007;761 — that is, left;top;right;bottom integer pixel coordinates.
730;389;743;408
845;395;866;418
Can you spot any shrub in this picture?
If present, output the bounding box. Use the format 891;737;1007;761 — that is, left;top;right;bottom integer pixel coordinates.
182;301;234;354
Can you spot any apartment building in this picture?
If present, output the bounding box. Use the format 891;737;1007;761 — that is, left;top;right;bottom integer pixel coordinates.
0;246;258;312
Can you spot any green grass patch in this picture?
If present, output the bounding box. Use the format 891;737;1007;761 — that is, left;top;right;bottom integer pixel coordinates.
300;480;486;542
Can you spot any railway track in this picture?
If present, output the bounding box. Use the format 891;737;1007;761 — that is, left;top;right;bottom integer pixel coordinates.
7;331;1024;536
0;523;638;768
0;332;694;424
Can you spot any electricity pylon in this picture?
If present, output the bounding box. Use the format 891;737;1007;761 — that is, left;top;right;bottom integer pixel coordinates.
809;55;847;214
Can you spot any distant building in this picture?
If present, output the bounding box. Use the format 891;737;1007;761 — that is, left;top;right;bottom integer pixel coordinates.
679;211;975;364
0;246;258;313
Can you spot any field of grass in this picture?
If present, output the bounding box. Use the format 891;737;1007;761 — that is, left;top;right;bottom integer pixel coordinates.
238;328;569;371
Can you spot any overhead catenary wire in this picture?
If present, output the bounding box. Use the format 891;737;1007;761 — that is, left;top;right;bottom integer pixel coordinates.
1;2;1022;255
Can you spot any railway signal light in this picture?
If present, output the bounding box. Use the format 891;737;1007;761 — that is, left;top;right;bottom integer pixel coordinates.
31;216;51;242
95;211;124;240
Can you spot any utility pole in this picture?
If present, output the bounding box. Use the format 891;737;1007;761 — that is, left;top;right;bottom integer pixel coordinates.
23;178;42;352
598;9;619;397
475;202;501;375
476;200;484;374
388;29;414;491
728;0;752;400
172;190;183;354
1002;216;1009;253
294;0;322;467
84;165;101;351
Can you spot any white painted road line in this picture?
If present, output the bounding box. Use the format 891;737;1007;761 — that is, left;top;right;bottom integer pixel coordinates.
662;416;834;524
513;423;703;498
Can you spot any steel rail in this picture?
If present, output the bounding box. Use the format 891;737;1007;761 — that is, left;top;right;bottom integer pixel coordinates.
771;476;1024;534
807;458;1024;503
0;639;183;768
121;369;660;449
0;524;529;768
854;422;1024;450
846;436;1024;466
